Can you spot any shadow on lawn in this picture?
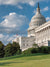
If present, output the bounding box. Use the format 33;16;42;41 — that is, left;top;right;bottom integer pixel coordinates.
0;61;24;66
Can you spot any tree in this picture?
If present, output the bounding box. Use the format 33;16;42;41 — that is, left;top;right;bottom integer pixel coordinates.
5;42;21;57
0;41;5;58
5;43;13;57
12;42;21;55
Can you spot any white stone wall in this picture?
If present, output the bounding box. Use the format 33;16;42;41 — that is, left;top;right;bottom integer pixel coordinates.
12;36;35;51
19;36;35;51
28;29;35;37
35;21;50;46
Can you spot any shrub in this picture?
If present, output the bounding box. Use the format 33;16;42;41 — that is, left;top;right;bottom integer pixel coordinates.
31;48;39;53
22;48;33;55
23;46;50;55
48;46;50;54
16;49;22;55
0;41;5;58
23;48;39;55
39;46;48;53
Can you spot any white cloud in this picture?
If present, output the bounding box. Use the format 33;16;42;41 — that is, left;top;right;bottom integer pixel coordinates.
0;34;18;45
0;0;47;8
17;5;23;9
33;6;49;14
41;6;49;12
0;12;28;34
0;34;9;44
46;17;50;21
1;12;23;28
0;33;27;45
28;1;35;6
0;0;36;6
7;35;17;42
0;34;4;38
0;0;49;9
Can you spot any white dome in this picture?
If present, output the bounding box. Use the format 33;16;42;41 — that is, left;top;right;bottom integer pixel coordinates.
29;3;46;28
28;3;46;37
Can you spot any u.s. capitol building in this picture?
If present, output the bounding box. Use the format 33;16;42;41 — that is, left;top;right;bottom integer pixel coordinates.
13;3;50;51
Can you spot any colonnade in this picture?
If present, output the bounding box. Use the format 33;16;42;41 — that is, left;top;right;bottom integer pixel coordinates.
36;26;50;46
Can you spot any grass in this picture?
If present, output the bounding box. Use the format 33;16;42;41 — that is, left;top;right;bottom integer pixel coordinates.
0;53;50;67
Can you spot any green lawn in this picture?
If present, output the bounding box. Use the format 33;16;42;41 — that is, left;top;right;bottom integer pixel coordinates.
0;54;50;67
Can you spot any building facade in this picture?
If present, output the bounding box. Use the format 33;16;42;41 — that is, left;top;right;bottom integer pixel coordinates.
13;3;50;51
13;36;35;51
35;21;50;46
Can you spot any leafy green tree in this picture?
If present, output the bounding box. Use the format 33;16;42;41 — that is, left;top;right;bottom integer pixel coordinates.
5;43;13;57
0;41;5;58
5;42;21;57
12;42;21;55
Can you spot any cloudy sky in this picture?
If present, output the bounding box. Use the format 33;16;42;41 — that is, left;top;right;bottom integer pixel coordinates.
0;0;50;45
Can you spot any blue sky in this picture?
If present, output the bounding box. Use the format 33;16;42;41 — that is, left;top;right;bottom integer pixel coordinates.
0;0;50;45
